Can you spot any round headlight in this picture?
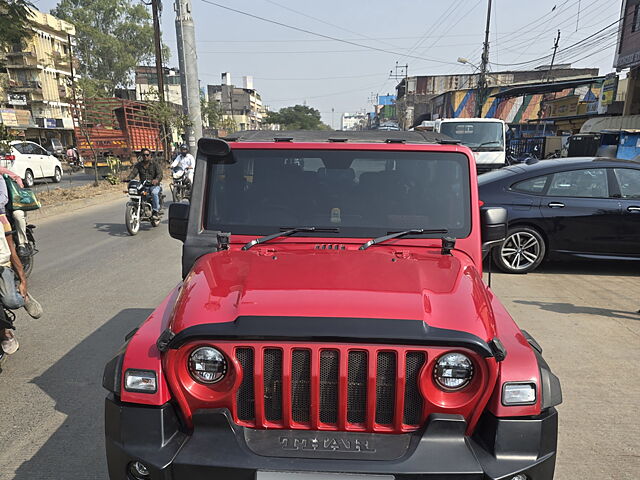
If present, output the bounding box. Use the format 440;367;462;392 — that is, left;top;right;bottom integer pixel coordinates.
433;352;474;391
188;347;227;384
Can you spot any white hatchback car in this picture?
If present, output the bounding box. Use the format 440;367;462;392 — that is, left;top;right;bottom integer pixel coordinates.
0;140;64;187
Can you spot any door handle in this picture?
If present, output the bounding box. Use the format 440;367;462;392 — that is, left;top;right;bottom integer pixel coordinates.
548;202;565;208
628;206;640;213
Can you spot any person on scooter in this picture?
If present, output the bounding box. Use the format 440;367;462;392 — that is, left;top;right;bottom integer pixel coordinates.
127;149;163;220
0;166;30;257
171;144;195;185
0;178;42;355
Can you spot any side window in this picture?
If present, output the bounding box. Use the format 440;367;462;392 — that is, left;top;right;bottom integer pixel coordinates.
511;175;548;194
613;168;640;199
20;143;35;155
547;169;609;198
31;144;47;155
12;144;25;154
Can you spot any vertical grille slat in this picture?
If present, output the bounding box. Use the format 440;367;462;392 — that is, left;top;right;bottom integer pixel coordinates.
236;348;255;421
347;351;368;423
291;349;311;423
263;349;283;421
375;352;397;425
319;350;339;424
403;351;426;425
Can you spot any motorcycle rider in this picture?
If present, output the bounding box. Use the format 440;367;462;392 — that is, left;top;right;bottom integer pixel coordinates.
171;144;195;185
0;167;30;257
127;148;163;220
0;177;42;355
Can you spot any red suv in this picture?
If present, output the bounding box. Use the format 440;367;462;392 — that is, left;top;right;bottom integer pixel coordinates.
103;131;561;480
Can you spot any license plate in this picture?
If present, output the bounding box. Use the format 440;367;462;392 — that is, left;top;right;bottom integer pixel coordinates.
257;473;394;480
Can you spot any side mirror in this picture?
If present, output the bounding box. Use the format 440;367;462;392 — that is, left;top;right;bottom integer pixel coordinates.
169;202;189;242
46;150;54;156
481;206;507;252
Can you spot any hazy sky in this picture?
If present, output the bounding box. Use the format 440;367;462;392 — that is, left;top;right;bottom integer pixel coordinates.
38;0;622;126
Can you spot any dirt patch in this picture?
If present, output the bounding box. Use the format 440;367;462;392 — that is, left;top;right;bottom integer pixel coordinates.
36;181;125;207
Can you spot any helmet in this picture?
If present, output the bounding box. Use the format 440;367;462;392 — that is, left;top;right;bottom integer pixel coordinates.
180;144;189;151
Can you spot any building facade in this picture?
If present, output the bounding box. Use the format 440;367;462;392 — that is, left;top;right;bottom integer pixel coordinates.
341;112;367;130
134;66;183;106
395;66;599;129
206;74;265;131
615;0;640;115
0;7;77;147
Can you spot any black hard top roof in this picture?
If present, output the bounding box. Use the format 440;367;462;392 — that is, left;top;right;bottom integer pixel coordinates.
221;129;458;145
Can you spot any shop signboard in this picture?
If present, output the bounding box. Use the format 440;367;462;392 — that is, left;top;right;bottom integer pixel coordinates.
7;94;27;106
45;118;57;128
0;109;19;127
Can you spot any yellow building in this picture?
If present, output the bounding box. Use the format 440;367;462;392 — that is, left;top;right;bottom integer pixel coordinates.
0;7;77;149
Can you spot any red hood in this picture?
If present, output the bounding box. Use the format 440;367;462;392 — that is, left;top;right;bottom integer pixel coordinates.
170;246;496;341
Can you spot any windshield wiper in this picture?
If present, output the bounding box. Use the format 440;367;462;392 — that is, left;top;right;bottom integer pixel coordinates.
242;227;339;251
359;229;449;250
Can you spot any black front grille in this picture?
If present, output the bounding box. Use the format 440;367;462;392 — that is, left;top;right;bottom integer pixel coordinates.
403;352;426;425
375;352;397;425
319;350;339;424
347;351;368;423
234;345;427;430
291;349;311;423
236;348;255;421
263;348;282;421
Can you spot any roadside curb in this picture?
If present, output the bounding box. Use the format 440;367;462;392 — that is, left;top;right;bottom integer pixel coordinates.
29;190;125;220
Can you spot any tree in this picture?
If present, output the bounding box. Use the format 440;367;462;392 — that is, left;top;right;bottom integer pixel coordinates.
52;0;159;96
265;105;331;130
200;96;237;132
0;0;33;50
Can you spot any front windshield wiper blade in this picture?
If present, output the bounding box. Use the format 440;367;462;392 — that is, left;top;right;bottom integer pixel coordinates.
359;229;449;250
242;227;339;251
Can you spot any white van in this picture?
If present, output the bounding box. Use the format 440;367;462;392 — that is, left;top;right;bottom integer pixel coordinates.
0;140;64;187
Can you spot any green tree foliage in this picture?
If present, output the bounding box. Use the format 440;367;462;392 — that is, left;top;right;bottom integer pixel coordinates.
200;96;237;132
52;0;157;96
0;0;34;49
265;105;331;130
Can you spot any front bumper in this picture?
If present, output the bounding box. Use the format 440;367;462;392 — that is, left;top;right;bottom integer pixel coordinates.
105;394;557;480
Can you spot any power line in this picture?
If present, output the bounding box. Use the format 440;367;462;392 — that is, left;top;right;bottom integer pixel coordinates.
199;0;460;66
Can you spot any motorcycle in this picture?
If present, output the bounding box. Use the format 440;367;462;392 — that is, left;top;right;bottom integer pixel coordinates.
170;166;191;202
124;180;165;235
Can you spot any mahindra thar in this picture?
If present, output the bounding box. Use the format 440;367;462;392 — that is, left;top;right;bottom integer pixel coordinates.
103;130;562;480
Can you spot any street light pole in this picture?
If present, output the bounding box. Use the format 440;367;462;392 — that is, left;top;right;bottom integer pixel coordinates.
175;0;203;149
477;0;492;118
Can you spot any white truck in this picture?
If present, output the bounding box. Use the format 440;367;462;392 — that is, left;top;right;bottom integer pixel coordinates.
437;118;507;173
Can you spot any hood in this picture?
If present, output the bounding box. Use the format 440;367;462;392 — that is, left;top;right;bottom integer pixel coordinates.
170;247;496;342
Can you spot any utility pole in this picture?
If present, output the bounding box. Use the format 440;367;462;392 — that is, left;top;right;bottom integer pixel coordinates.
175;0;202;149
477;0;492;118
547;30;561;83
390;62;409;129
151;0;165;104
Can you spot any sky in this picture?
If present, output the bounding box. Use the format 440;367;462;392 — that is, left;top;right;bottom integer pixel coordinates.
37;0;622;126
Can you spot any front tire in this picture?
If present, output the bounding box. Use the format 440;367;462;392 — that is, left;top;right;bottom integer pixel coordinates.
20;254;34;278
125;205;140;236
23;170;34;188
172;187;182;203
52;167;62;183
492;226;546;274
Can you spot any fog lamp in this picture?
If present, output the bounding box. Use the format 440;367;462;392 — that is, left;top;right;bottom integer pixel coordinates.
124;369;157;393
128;461;150;479
433;352;474;391
188;346;227;384
502;383;536;405
510;474;528;480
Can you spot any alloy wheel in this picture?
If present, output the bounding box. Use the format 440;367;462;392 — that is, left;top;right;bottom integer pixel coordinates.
500;231;542;271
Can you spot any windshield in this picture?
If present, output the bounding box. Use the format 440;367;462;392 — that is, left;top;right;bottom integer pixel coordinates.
439;122;505;150
206;149;471;239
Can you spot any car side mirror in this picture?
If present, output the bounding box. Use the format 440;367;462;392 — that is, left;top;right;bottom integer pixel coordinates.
47;150;54;156
481;206;507;252
169;202;189;242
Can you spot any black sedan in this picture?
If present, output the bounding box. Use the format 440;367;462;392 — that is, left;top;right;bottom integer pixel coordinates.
478;157;640;273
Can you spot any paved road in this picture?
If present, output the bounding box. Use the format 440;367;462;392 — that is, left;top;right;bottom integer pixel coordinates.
0;199;638;479
31;170;95;193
